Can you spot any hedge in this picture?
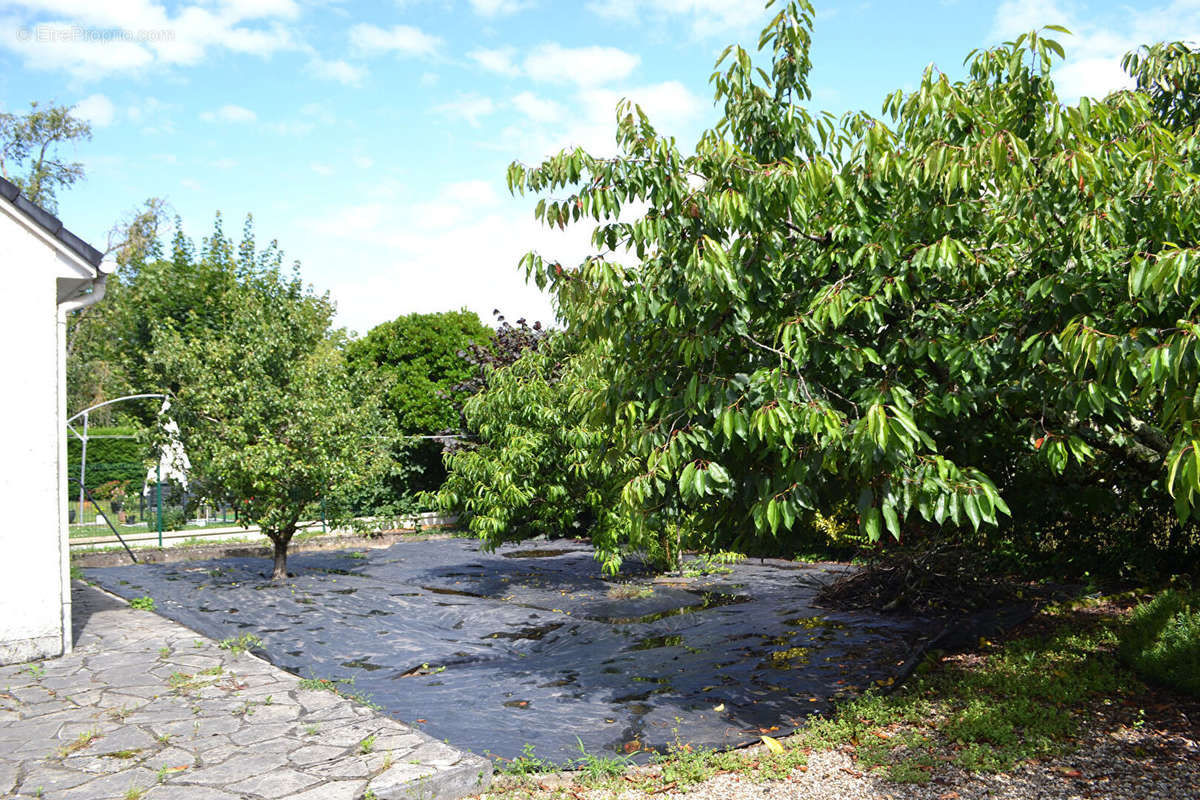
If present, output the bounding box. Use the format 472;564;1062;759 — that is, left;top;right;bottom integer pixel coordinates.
66;426;149;491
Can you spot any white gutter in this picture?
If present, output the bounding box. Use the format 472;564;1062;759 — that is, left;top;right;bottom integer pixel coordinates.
55;263;110;656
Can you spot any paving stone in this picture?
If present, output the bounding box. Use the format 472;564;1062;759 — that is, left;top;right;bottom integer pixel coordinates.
289;742;346;766
0;760;18;794
14;764;95;794
78;723;158;756
313;751;389;779
67;766;160;799
145;784;243;799
287;779;368;800
182;753;285;785
227;766;322;798
228;720;294;745
0;582;497;800
141;745;197;771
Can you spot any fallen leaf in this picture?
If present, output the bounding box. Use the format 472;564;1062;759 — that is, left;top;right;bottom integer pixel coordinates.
713;703;725;712
761;735;784;754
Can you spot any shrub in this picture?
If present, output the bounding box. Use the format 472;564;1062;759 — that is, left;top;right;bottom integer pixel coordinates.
1118;589;1200;696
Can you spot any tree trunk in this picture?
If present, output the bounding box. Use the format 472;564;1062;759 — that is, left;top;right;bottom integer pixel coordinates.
268;524;296;580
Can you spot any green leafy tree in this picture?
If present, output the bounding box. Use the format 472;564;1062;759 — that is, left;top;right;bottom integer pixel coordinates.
144;220;387;579
66;198;173;422
0;101;91;212
505;0;1200;561
346;310;491;496
434;335;638;571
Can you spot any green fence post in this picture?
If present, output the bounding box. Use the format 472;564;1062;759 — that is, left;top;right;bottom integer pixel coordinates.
156;463;163;547
321;499;327;533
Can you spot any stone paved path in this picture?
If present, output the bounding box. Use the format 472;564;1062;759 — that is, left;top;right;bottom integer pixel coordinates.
0;582;492;800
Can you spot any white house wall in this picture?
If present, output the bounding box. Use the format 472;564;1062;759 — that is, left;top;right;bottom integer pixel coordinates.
0;203;79;664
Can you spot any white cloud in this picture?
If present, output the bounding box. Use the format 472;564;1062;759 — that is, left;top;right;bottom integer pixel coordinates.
586;0;767;38
200;104;257;123
73;93;115;126
489;80;707;163
349;23;440;57
512;91;565;123
434;92;496;126
306;186;588;334
265;119;315;136
299;102;335;123
352;154;374;169
308;56;366;86
469;46;520;76
420;71;439;86
988;0;1200;101
0;0;301;79
468;0;529;16
311;162;335;176
524;43;640;86
988;0;1072;41
211;157;237;169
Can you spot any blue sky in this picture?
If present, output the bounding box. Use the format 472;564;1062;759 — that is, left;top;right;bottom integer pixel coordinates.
3;0;1198;334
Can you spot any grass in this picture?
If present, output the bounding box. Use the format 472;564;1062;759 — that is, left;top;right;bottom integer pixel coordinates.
166;671;217;694
488;596;1162;798
217;633;262;655
129;596;155;611
297;675;383;710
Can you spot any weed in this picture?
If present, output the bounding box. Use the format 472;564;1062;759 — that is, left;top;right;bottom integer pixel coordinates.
569;737;633;783
155;733;172;745
193;640;205;648
359;735;377;754
107;705;133;722
58;729;101;758
681;550;745;577
304;724;319;736
105;749;142;760
123;784;147;800
129;597;155;611
167;671;214;694
297;675;382;710
217;633;262;655
23;663;45;679
348;551;368;559
500;743;553;776
605;584;655;601
158;646;170;659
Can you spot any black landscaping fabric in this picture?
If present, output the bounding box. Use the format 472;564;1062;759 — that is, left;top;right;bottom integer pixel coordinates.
84;539;960;765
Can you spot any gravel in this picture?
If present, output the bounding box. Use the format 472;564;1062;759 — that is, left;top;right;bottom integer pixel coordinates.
479;708;1198;800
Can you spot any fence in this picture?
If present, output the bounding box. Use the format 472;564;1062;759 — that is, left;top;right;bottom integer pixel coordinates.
67;460;236;540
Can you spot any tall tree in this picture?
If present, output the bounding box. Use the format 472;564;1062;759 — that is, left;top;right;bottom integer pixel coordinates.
147;218;386;579
345;309;493;497
506;0;1200;561
0;101;91;212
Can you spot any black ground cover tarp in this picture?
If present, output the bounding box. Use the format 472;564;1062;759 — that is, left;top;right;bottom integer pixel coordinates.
84;539;970;765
